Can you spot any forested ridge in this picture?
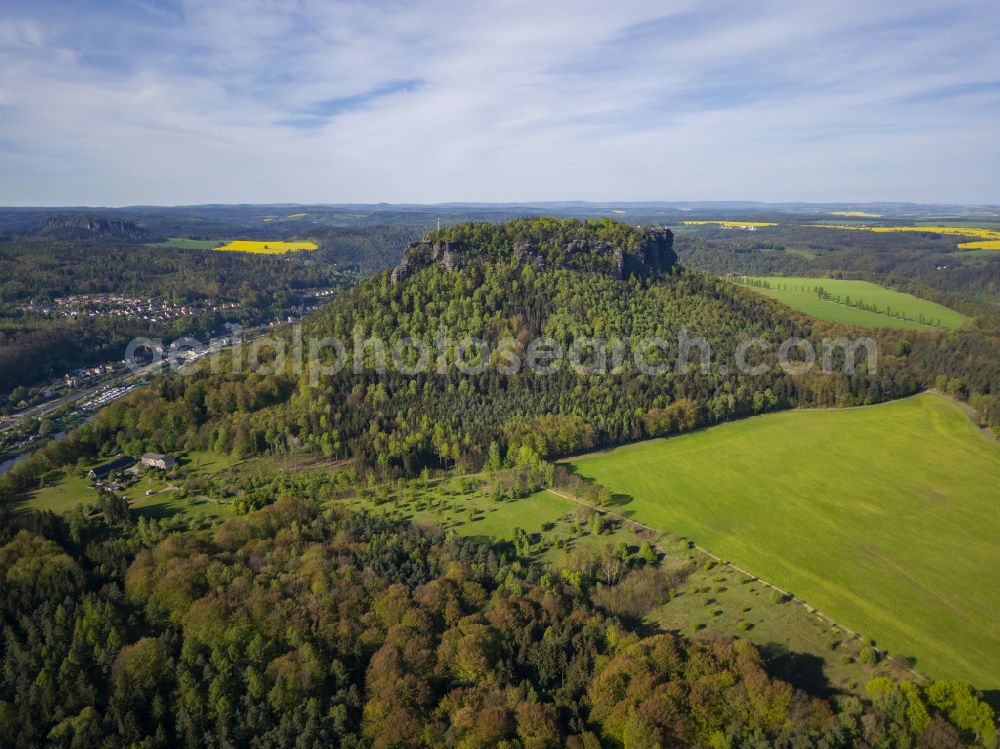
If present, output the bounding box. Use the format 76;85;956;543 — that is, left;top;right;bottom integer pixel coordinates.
1;218;924;498
0;498;994;748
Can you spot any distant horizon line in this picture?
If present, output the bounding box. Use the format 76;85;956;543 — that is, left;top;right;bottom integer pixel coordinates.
2;200;1000;211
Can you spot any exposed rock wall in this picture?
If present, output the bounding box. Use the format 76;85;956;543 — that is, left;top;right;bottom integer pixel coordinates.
391;225;674;284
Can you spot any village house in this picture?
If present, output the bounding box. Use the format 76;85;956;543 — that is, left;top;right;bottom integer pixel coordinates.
88;456;136;481
141;453;176;471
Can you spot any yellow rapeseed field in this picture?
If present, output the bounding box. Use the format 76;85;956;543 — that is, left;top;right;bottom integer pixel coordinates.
213;240;318;254
957;240;1000;250
681;220;777;227
812;224;1000;250
813;224;1000;239
830;211;882;217
872;226;1000;239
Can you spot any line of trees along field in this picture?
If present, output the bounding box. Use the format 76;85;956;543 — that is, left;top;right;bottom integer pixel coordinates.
0;498;994;748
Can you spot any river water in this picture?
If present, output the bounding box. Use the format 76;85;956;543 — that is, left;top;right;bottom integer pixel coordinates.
0;452;28;475
0;430;68;476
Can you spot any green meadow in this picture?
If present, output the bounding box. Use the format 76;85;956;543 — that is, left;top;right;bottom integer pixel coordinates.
569;393;1000;689
147;238;226;250
20;449;237;520
735;276;968;330
344;486;576;558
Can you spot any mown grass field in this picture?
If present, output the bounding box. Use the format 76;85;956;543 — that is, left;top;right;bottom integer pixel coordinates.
213;240;317;254
736;276;968;330
25;470;94;514
568;393;1000;689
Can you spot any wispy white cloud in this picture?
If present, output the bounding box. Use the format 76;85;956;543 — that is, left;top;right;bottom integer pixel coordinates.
0;0;998;204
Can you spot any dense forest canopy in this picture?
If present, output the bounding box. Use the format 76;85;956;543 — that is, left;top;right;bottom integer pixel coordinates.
0;497;993;748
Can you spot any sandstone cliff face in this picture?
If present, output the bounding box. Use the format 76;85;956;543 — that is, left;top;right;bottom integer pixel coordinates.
390;240;455;283
615;228;675;278
391;226;674;284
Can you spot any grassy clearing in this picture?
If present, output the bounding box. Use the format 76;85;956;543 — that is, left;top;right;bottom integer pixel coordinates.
19;449;237;520
148;238;226;250
644;558;884;695
343;487;574;560
213;240;317;254
130;487;229;520
783;247;817;260
734;276;968;330
568;393;1000;689
182;449;241;473
25;470;95;514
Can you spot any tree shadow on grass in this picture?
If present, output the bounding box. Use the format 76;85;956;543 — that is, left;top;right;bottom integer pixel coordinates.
981;689;1000;712
611;614;662;638
3;493;34;516
759;643;838;700
133;501;182;521
609;492;634;508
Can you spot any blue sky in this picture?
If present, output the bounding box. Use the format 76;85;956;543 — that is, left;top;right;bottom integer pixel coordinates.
1;0;998;205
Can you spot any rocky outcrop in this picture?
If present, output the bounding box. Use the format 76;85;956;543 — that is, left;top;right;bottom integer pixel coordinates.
390;223;675;284
617;227;675;279
389;252;421;284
